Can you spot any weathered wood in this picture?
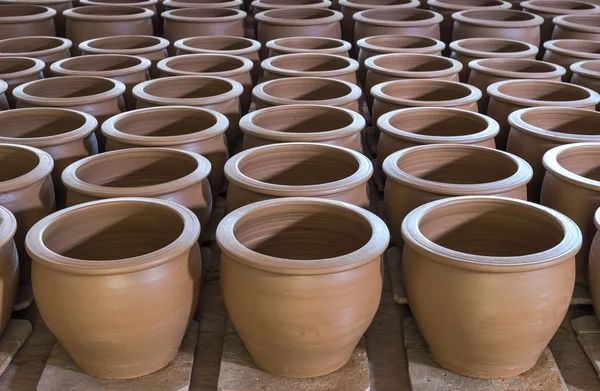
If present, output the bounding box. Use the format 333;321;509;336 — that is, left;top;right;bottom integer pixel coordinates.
572;315;600;382
571;284;592;306
0;320;32;377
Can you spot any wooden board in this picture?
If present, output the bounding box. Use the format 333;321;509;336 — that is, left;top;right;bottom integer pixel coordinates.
0;319;32;377
572;315;600;381
13;285;34;311
217;322;370;391
571;284;592;305
404;317;567;391
36;321;199;391
386;247;407;305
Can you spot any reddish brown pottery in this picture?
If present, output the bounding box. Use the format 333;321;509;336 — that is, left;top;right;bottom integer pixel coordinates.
260;53;359;84
588;207;600;320
266;37;351;57
0;0;72;37
0;206;18;336
543;39;600;80
0;57;44;109
251;0;332;32
79;0;158;15
571;60;600;107
353;8;443;42
0;4;56;39
0;81;7;111
552;14;600;41
163;0;242;9
0;36;72;76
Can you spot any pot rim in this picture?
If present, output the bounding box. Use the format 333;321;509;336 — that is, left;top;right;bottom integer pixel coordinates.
0;108;97;147
0;57;45;80
79;35;169;55
254;8;342;25
80;0;158;6
0;79;6;95
62;147;211;198
0;206;16;250
63;5;155;20
449;38;539;59
508;106;600;143
266;36;352;55
468;58;566;79
378;106;499;144
157;53;253;77
253;76;362;106
571;59;600;79
366;53;462;79
217;197;389;275
13;76;126;106
133;75;243;106
240;104;365;142
487;79;600;107
174;36;261;55
552;14;600;34
0;36;72;57
162;0;243;8
353;7;443;26
356;34;445;54
0;4;56;23
594;206;600;232
543;142;600;192
25;197;201;275
521;0;600;14
383;144;532;195
162;7;246;21
371;79;482;107
225;142;372;197
544;39;600;60
401;195;582;272
452;9;544;28
261;53;359;78
339;0;420;10
102;105;229;145
0;143;54;193
253;0;332;10
0;0;71;4
50;54;151;78
427;0;511;11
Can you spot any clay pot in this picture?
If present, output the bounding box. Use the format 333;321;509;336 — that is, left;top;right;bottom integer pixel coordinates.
0;0;72;37
571;60;600;106
450;37;538;82
468;58;566;113
260;53;359;85
50;55;150;111
164;0;242;8
63;6;154;55
0;36;71;76
0;81;7;112
353;8;443;42
79;0;158;12
266;37;351;57
251;0;332;32
0;4;56;39
402;195;580;377
384;144;531;242
543;39;600;80
27;197;201;379
102;106;229;194
0;57;45;109
589;207;600;319
157;54;253;113
376;107;499;170
133;76;242;146
79;35;169;79
0;206;18;337
0;108;98;208
552;14;600;41
0;143;55;283
253;77;362;112
487;79;600;149
451;9;544;46
507;106;600;203
218;197;388;377
240;104;364;151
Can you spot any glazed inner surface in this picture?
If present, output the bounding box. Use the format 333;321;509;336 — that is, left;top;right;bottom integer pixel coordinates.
88;36;160;50
233;203;372;260
362;8;432;21
269;55;350;72
252;107;353;133
143;78;232;98
478;59;556;73
22;78;115;98
262;79;352;100
365;35;437;49
171;8;238;16
373;55;453;72
556;147;600;181
0;5;46;17
463;10;535;21
0;147;39;182
73;6;147;15
166;56;244;72
42;203;184;261
418;201;563;256
274;37;343;50
267;8;334;19
496;82;591;101
0;112;86;138
0;37;61;53
457;39;530;53
114;109;218;136
519;110;600;135
183;37;252;51
552;40;600;54
0;58;39;74
388;110;488;136
381;82;470;101
59;56;142;72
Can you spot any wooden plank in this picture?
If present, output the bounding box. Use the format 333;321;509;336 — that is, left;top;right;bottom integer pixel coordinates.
386;247;407;305
0;320;32;377
571;315;600;382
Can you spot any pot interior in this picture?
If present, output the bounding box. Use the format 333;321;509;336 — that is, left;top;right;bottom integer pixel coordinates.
0;58;39;75
364;35;438;49
58;56;142;72
73;5;148;15
0;146;39;182
381;81;471;101
173;0;235;3
165;55;245;73
496;81;591;101
477;58;557;73
561;15;600;27
88;36;161;50
518;109;600;136
552;40;600;54
456;39;532;54
347;0;414;5
260;0;325;5
462;10;535;22
262;78;353;100
266;8;334;19
170;7;239;16
0;37;62;53
0;111;87;138
252;106;354;133
22;77;116;98
273;37;344;50
181;37;253;51
92;0;150;4
579;61;600;73
143;77;232;98
528;0;594;10
362;8;433;21
556;145;600;181
113;108;218;136
0;5;47;17
387;109;488;136
269;55;350;72
373;54;454;72
437;0;505;5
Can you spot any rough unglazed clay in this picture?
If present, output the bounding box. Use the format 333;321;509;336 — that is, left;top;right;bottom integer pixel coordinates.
102;106;229;194
588;207;600;321
26;197;201;379
217;197;389;377
0;4;56;39
0;36;72;76
353;8;443;42
0;80;7;112
260;53;359;84
0;206;19;337
0;0;73;37
163;0;242;9
0;57;45;109
266;36;351;58
552;14;600;41
402;195;581;377
571;60;600;107
251;0;332;31
543;39;600;80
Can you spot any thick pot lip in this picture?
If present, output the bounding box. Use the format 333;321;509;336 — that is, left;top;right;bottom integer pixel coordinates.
571;59;600;79
508;106;600;143
13;76;126;106
254;7;343;25
240;104;365;142
553;14;600;34
449;38;539;59
0;80;6;95
266;36;352;55
377;106;499;144
353;7;443;26
163;0;243;8
0;108;97;147
339;0;420;10
253;0;332;10
261;53;359;78
544;39;600;60
452;9;544;28
365;53;462;79
0;206;16;250
543;142;600;192
217;196;389;275
79;35;169;55
253;76;363;106
521;0;600;14
595;206;600;232
80;0;158;6
157;53;253;77
174;36;261;56
401;195;582;272
63;5;155;20
61;147;211;198
371;79;482;107
427;0;511;11
487;79;600;107
383;144;532;195
0;4;56;23
162;7;246;21
0;36;72;57
0;57;45;79
25;197;201;276
0;143;54;193
468;58;566;79
50;54;151;78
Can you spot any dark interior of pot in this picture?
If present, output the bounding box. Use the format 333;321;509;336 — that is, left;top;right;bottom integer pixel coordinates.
387;109;488;136
22;77;116;98
262;78;353;100
365;35;437;49
373;55;453;72
0;5;47;17
175;0;235;3
266;8;334;19
362;8;432;21
114;108;218;136
182;37;252;51
166;55;244;73
171;8;239;17
381;81;471;101
556;146;600;181
463;10;535;22
519;109;600;135
59;56;142;72
0;37;61;53
0;111;86;138
274;37;343;50
552;40;600;54
94;0;149;4
74;6;147;15
0;58;38;74
531;0;595;10
89;36;159;50
497;81;591;101
261;0;324;5
0;146;39;182
252;107;353;133
478;59;557;73
457;39;531;54
143;77;232;98
269;55;350;72
438;0;504;5
233;202;372;260
42;202;184;261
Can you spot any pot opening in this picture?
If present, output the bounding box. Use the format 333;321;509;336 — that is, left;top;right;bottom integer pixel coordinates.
73;6;148;15
519;109;600;136
0;146;40;182
552;40;600;54
381;81;471;101
496;81;591;102
457;39;531;53
22;77;116;98
166;56;244;73
273;37;344;50
478;59;557;73
88;36;161;50
252;106;353;133
261;0;324;5
269;55;350;72
529;0;594;10
92;0;150;4
0;111;87;138
171;8;239;16
373;55;454;72
0;5;47;17
437;0;505;5
556;146;600;181
0;58;39;75
364;35;438;49
0;37;62;53
265;8;334;19
561;15;600;27
262;78;353;100
174;0;236;3
362;8;433;21
41;202;184;261
388;110;488;136
113;109;218;136
143;78;232;99
181;37;252;51
462;10;535;22
348;0;413;5
580;61;600;73
59;56;142;72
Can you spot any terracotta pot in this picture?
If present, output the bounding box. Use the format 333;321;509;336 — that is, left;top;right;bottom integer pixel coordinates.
50;54;150;111
487;79;600;150
133;76;242;146
376;107;499;170
0;4;56;39
266;36;351;57
79;0;158;13
27;197;201;379
102;106;229;194
0;0;71;37
0;81;7;112
543;39;600;80
384;144;531;242
0;143;55;283
552;14;600;41
157;54;253;113
402;195;580;377
571;60;600;107
356;34;445;85
588;207;600;320
0;36;71;77
260;53;359;85
63;6;154;55
451;9;544;47
0;57;44;109
450;37;538;82
79;35;168;79
353;8;443;42
218;197;388;377
240;104;364;151
0;108;98;208
253;77;362;112
255;8;343;58
252;0;332;32
365;53;462;111
468;58;566;113
163;0;242;9
0;206;18;336
507;106;600;203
